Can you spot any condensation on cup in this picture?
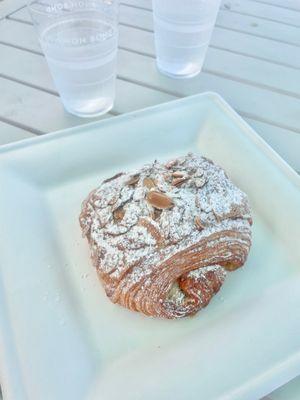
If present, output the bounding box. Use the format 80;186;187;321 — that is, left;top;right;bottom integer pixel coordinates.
153;0;221;79
28;0;119;117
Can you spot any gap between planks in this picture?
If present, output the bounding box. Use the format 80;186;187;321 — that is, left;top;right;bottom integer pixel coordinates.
3;16;300;105
8;4;300;52
0;115;44;135
9;14;300;53
249;0;300;13
3;4;300;136
119;1;300;57
121;0;300;29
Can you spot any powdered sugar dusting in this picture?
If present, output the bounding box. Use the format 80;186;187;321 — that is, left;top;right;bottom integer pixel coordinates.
79;153;252;316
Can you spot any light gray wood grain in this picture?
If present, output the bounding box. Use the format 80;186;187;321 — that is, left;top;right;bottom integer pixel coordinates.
253;0;300;11
10;4;300;65
120;0;300;47
220;0;300;26
3;16;300;121
0;0;24;19
0;44;175;121
0;78;109;133
2;26;300;134
0;121;34;144
1;12;300;170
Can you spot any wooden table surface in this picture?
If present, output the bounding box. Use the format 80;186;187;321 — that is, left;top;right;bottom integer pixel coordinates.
0;0;299;398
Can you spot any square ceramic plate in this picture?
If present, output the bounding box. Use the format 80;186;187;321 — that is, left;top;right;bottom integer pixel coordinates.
0;93;299;400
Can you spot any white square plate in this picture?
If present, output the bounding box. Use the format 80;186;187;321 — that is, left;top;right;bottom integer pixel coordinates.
0;93;300;400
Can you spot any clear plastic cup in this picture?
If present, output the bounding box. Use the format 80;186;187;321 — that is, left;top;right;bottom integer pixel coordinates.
152;0;221;79
28;0;119;118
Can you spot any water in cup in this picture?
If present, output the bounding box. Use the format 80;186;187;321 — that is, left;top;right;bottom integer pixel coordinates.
153;0;220;79
41;16;118;117
28;1;119;118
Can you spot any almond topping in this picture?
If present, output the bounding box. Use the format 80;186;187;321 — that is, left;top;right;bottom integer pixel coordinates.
195;216;205;231
172;171;185;178
103;172;123;184
146;191;174;210
165;159;178;169
195;177;207;188
139;217;164;247
195;169;204;178
212;210;222;223
113;207;125;222
143;177;156;189
172;177;189;187
127;174;140;186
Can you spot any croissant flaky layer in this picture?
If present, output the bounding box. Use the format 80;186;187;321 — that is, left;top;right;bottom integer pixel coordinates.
80;153;252;319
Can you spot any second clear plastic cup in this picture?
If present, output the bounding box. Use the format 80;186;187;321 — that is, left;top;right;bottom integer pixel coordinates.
28;0;119;118
153;0;221;79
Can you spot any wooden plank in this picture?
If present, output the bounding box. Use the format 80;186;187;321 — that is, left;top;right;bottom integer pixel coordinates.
211;28;300;70
0;78;102;133
121;0;150;9
122;0;300;29
3;18;300;101
0;121;35;145
9;6;300;69
121;0;300;49
253;0;300;11
4;6;300;170
2;18;300;131
118;6;300;80
0;18;42;53
0;0;24;18
244;118;300;172
0;18;154;58
7;31;294;150
220;0;300;27
217;11;300;47
115;49;300;134
0;44;175;114
204;47;300;98
2;46;300;170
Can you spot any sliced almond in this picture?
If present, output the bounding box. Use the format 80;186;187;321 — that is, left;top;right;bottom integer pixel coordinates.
195;169;204;178
165;159;178;169
126;174;140;186
195;216;205;231
146;191;174;210
172;177;189;187
172;171;185;178
143;177;156;189
139;217;164;247
103;172;123;184
108;194;119;206
113;206;125;222
195;177;207;188
212;210;222;223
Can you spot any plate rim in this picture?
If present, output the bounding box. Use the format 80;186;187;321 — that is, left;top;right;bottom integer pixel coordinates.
0;92;300;400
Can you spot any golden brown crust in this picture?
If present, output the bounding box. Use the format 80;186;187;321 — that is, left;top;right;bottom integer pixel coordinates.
80;153;252;319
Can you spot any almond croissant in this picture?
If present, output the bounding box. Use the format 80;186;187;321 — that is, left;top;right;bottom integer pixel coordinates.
79;153;252;319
